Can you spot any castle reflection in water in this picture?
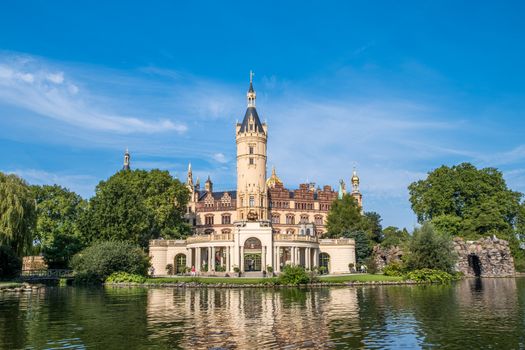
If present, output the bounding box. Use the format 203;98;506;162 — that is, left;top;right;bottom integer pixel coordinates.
146;287;359;348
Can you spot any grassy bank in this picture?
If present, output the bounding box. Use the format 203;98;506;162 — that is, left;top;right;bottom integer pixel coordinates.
142;274;403;285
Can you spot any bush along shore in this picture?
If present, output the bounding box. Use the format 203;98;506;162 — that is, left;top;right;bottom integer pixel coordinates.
101;269;461;289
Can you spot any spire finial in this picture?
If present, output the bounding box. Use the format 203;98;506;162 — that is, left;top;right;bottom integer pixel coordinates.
247;71;256;106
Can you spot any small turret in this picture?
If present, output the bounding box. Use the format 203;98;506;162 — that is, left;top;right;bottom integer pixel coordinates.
350;168;363;209
186;163;194;190
205;175;213;192
123;148;130;171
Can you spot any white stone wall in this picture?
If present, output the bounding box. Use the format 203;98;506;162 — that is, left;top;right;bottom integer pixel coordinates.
320;244;356;274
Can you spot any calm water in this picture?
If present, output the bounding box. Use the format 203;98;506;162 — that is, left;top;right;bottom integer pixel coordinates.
1;278;524;349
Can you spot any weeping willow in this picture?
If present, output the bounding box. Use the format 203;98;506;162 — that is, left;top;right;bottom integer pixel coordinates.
0;173;36;256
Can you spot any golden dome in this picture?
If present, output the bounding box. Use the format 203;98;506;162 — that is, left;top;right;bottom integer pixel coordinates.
351;169;359;184
266;166;283;188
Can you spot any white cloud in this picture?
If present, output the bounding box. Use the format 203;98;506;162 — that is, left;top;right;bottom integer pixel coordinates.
0;54;187;134
4;168;97;198
213;153;227;163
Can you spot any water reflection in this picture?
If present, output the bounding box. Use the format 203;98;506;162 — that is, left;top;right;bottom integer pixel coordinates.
1;279;524;349
147;287;359;348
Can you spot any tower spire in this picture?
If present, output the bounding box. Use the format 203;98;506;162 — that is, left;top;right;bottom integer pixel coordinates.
186;162;193;188
123;148;130;171
247;70;256;107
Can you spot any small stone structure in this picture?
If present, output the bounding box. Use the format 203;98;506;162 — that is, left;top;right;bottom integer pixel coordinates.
453;236;515;277
22;256;47;271
373;245;404;271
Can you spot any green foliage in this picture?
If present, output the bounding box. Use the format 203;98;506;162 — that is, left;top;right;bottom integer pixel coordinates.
0;172;36;256
363;256;378;274
105;272;147;284
33;185;87;268
318;266;327;275
326;195;381;263
326;194;362;238
266;265;273;273
71;241;150;284
166;264;174;275
381;226;410;248
360;211;383;243
404;222;456;273
278;265;318;285
382;261;405;276
0;245;21;278
79;169;190;249
408;163;521;237
344;230;372;264
404;268;460;283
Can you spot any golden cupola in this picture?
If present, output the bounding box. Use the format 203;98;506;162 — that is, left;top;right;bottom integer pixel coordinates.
266;166;283;188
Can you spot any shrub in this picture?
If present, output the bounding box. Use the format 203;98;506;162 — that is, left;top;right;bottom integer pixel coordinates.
0;245;21;279
106;272;146;284
404;268;460;283
363;256;378;274
404;222;456;273
71;241;150;284
318;266;328;275
266;265;273;274
348;263;355;272
166;264;174;275
278;265;318;285
382;261;405;276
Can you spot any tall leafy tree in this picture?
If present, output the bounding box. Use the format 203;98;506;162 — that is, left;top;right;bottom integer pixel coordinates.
80;169;190;249
0;172;36;256
326;194;362;238
409;163;522;237
381;226;410;247
360;211;383;243
405;222;456;273
33;185;87;268
345;230;372;264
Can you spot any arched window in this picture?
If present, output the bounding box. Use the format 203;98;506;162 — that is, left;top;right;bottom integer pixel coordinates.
174;254;187;274
319;253;330;274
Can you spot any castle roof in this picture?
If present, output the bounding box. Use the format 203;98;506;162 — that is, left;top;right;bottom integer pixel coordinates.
238;106;265;134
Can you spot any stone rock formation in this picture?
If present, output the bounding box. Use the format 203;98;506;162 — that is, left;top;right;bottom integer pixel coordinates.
373;245;404;271
453;236;515;277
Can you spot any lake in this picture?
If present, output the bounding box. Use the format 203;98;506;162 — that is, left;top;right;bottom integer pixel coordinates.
1;278;524;349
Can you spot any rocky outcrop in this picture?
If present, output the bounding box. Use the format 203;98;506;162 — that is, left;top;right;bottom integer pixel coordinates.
453;236;515;277
373;245;404;271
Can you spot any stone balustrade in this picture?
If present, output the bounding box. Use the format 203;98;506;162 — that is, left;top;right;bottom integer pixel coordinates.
273;234;318;243
186;233;235;244
318;238;355;246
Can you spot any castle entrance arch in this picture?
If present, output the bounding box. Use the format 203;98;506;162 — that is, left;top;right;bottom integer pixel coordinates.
244;237;262;271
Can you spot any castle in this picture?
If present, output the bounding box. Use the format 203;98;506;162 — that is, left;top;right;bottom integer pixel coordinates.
149;74;358;275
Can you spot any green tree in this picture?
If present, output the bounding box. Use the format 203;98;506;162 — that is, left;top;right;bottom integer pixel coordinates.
344;230;372;264
33;185;87;268
381;226;410;247
80;169;190;249
360;211;383;243
408;163;521;237
326;194;362;238
0;172;36;256
404;222;456;273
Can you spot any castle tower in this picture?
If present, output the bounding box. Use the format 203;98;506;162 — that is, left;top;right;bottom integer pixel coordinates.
123;148;130;170
205;175;213;193
351;168;363;208
186;163;194;190
236;72;268;221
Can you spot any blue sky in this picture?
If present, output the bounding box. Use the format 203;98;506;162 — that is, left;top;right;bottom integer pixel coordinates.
1;1;525;230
